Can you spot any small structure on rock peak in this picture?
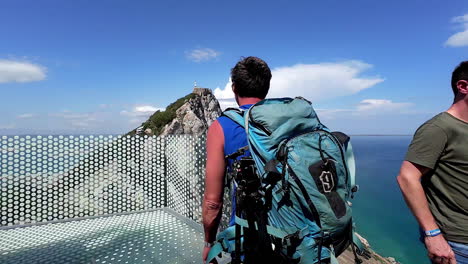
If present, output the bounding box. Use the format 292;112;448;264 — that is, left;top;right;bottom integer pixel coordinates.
192;87;212;96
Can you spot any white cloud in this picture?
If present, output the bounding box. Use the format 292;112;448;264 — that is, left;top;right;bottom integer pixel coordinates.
49;111;99;129
445;14;468;47
316;99;412;120
269;61;383;100
17;113;37;119
51;112;92;119
356;99;412;113
42;104;164;132
315;108;351;120
70;121;91;128
120;105;165;117
134;105;162;113
0;123;15;129
213;79;238;110
4;104;157;134
452;14;468;23
186;48;221;62
214;79;234;100
0;59;47;83
214;61;383;106
316;100;429;135
217;99;238;110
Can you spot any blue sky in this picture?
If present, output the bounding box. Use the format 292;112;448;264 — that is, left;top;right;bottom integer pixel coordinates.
1;0;467;135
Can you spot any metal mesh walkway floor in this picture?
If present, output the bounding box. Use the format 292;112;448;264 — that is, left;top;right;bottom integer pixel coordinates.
0;209;204;264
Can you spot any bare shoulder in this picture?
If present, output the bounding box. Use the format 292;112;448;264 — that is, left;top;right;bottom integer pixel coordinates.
208;120;222;134
207;120;224;150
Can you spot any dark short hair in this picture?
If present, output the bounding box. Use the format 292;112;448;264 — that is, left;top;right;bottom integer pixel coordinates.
231;56;272;99
451;61;468;96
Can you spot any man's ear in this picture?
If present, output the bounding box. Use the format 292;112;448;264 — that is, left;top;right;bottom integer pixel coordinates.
231;83;236;93
457;80;468;95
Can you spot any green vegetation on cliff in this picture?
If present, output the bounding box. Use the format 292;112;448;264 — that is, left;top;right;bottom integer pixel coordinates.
128;93;197;136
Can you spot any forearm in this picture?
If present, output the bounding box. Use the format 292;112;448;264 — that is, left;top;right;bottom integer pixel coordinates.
203;121;225;244
202;197;223;242
397;174;438;231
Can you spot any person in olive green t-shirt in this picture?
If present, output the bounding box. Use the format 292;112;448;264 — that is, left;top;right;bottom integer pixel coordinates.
398;61;468;264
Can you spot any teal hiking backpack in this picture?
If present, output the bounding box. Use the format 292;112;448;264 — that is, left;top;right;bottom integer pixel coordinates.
206;97;369;264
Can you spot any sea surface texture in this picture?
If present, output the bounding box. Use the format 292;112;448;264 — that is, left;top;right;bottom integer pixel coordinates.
351;136;428;264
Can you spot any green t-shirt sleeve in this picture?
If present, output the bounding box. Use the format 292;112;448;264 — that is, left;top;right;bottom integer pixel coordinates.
405;123;448;169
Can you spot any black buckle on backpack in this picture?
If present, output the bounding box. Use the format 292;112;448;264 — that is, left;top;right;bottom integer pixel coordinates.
283;228;309;258
283;231;300;247
282;227;308;247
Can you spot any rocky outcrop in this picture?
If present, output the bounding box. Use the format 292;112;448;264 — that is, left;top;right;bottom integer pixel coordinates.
130;87;222;137
336;234;401;264
160;88;221;136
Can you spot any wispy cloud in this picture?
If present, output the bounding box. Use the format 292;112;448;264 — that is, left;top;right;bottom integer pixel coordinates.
120;105;165;117
445;14;468;47
315;108;352;120
120;105;165;126
50;112;93;120
186;48;221;62
70;121;92;128
316;99;412;120
217;98;238;110
0;123;15;129
9;104;165;134
17;113;37;119
317;99;428;135
49;111;98;128
355;99;412;113
214;60;384;109
0;59;47;83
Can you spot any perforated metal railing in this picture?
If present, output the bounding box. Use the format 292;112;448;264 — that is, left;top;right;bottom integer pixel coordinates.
0;135;212;264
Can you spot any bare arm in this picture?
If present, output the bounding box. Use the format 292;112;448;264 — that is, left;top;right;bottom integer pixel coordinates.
202;121;226;243
397;161;455;264
397;161;438;231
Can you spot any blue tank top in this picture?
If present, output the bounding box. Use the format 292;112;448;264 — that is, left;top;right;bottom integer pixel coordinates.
217;104;252;225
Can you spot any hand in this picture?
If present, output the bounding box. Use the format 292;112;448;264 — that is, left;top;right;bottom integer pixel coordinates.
202;245;218;264
424;235;457;264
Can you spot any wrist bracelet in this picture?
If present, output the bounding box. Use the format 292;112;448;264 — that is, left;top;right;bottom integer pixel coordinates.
425;228;441;237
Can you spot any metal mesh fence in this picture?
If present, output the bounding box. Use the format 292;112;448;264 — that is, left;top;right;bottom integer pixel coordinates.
0;135;209;227
165;135;206;223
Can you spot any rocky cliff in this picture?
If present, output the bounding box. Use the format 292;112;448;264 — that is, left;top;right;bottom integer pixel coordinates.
129;87;221;136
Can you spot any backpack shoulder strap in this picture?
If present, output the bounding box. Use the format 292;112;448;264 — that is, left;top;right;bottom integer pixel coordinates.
222;108;245;128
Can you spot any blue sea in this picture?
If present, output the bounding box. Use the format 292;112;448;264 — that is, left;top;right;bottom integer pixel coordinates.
351;136;428;264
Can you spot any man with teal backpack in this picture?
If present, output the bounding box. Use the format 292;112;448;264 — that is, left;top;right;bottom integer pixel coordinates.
202;57;368;264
